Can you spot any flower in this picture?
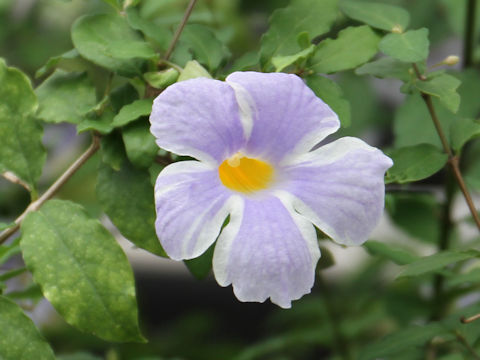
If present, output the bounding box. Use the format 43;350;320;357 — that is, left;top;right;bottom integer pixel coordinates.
149;72;393;308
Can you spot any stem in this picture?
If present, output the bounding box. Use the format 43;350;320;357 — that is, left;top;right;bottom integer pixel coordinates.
0;135;101;245
163;0;198;61
317;274;352;360
464;0;477;68
1;171;31;192
412;63;480;231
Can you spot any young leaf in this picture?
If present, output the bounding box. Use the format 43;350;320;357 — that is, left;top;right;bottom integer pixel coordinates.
364;241;419;265
97;161;166;256
260;0;337;63
144;68;179;89
180;24;231;72
184;243;215;280
35;49;86;78
36;70;97;124
385;144;448;184
271;45;315;72
450;118;480;152
125;6;171;50
355;57;412;81
20;200;145;343
0;296;55;360
379;28;429;62
122;120;158;168
178;60;212;81
414;73;461;113
340;1;410;32
112;98;153;128
310;25;380;74
0;59;45;191
398;250;480;278
306;75;351;127
77;109;115;135
71;13;155;76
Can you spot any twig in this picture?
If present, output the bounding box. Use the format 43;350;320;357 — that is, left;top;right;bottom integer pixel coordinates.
1;171;31;192
464;0;477;68
0;134;101;245
412;63;480;231
163;0;198;61
456;331;480;359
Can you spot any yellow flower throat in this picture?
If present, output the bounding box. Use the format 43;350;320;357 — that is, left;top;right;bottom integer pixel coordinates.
218;154;274;193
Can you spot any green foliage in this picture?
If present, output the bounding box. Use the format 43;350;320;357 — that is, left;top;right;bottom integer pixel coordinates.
0;59;45;192
96;160;166;256
20;200;145;342
385;144;448;184
122;120;158;168
450;118;480;152
340;1;410;32
355;57;412;81
0;296;55;359
364;241;418;265
415;73;461;113
379;28;429;62
112;98;153;128
310;25;380;74
272;45;315;72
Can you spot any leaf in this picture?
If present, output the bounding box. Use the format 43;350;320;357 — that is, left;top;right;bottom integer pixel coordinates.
112;98;153;128
36;70;97;124
398;250;480;278
260;0;337;63
272;45;315;72
229;51;260;72
35;49;86;78
100;132;125;171
310;25;380;74
97;161;165;256
415;73;461;113
77;109;115;135
57;352;103;360
101;0;121;11
178;60;212;82
340;0;410;32
184;244;215;280
71;13;155;76
20;200;145;342
306;75;351;127
0;296;55;359
144;68;179;89
385;144;448;184
0;59;45;191
364;241;419;265
122;120;158;168
358;322;449;360
125;6;171;50
180;24;230;72
456;68;480;119
0;238;21;266
355;57;412;81
0;222;14;231
446;267;480;288
450;118;480;152
379;28;429;62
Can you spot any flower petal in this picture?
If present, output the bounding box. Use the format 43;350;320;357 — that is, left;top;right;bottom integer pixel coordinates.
226;71;340;164
213;195;319;308
154;161;235;260
279;137;393;246
150;78;245;165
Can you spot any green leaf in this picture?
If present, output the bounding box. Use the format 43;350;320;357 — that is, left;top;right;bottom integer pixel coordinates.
97;161;165;256
20;200;145;342
364;241;419;265
178;60;212;82
35;49;86;78
306;75;351;127
144;68;179;89
450;118;480;152
379;28;429;62
0;59;45;191
310;25;380;74
0;267;27;282
415;73;461;113
355;57;412;81
77;109;115;135
122;120;158;168
272;45;315;72
36;70;97;124
57;352;103;360
112;98;153;128
398;250;480;278
340;0;410;32
229;52;260;72
0;296;55;359
180;24;230;72
101;0;121;11
446;267;480;288
100;132;125;171
456;68;480;119
358;322;449;360
260;0;337;63
184;244;215;280
385;144;448;184
125;6;170;50
0;238;21;266
72;14;155;76
0;222;14;231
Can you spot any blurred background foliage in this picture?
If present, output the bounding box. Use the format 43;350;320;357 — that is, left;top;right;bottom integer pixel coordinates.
1;0;480;359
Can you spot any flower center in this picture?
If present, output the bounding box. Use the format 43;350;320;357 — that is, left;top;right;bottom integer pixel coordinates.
218;153;274;193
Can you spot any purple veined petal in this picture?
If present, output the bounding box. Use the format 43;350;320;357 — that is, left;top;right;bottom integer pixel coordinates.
150;77;246;165
279;137;393;246
154;161;237;260
225;71;340;165
213;195;319;308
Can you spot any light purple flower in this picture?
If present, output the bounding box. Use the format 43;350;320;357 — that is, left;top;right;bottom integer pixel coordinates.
150;72;393;308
